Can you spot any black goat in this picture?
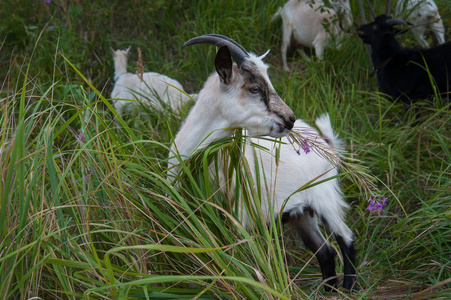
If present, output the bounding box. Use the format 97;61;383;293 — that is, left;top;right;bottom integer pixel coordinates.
357;15;451;104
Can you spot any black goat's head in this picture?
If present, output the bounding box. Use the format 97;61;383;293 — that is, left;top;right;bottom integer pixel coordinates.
357;14;411;45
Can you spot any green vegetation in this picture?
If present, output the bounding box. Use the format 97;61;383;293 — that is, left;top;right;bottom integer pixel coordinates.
1;0;449;299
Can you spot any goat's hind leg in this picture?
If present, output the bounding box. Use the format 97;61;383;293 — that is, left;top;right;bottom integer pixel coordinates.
320;212;357;291
430;19;446;45
288;208;338;291
335;233;357;290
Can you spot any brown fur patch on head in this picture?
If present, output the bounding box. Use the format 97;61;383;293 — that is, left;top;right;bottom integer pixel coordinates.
238;62;271;108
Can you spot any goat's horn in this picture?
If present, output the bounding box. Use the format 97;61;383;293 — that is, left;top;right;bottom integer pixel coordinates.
183;34;250;66
383;18;409;27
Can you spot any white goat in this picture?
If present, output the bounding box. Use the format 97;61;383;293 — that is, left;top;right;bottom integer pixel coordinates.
168;34;357;291
395;0;445;48
110;47;191;116
272;0;353;71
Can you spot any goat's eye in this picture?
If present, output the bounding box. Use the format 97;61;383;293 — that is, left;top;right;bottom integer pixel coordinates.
250;87;259;94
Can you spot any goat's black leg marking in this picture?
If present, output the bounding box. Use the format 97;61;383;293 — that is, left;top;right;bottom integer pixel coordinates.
336;234;357;291
289;210;338;291
304;236;337;291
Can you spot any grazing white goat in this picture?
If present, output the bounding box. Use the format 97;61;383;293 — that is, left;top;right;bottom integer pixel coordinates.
272;0;353;71
168;34;357;291
110;47;191;116
395;0;445;48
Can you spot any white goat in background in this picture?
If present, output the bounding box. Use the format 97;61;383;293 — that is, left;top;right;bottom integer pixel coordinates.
110;47;192;116
168;34;357;291
395;0;446;48
272;0;353;71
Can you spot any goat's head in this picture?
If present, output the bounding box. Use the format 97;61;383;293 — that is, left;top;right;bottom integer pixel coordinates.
357;15;411;45
184;34;295;137
110;46;131;59
110;46;131;72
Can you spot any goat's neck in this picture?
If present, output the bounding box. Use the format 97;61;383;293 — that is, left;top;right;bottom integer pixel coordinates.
371;38;402;67
113;57;128;80
173;97;235;159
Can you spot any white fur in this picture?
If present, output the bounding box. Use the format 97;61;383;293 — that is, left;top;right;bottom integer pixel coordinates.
241;117;352;245
168;52;353;245
395;0;446;48
110;47;191;116
272;0;353;71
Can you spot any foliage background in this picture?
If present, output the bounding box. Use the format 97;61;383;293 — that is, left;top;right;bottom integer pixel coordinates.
0;0;450;299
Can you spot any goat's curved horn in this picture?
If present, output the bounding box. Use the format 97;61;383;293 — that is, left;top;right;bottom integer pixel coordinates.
383;17;409;27
183;34;250;66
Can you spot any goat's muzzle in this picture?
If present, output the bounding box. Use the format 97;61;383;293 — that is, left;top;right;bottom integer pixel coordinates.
285;115;296;131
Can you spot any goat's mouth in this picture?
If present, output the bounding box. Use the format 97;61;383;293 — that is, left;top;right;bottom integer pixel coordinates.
357;31;368;39
273;123;291;137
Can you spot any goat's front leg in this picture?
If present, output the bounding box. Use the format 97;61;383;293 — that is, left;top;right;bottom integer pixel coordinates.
281;21;293;72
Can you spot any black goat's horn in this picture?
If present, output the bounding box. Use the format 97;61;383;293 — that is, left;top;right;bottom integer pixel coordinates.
383;17;409;27
183;34;250;66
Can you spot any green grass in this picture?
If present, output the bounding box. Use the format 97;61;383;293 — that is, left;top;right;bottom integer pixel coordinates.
1;0;450;299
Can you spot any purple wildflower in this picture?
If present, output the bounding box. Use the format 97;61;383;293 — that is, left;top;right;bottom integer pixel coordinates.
43;0;51;3
76;129;86;142
88;169;93;175
49;25;54;29
300;139;310;154
368;196;387;215
82;176;88;181
295;139;310;155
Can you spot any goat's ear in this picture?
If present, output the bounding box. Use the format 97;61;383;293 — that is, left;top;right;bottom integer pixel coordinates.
215;46;233;84
110;47;116;57
125;46;131;56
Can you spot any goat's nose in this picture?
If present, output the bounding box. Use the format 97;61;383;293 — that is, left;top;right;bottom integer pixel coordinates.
285;115;296;130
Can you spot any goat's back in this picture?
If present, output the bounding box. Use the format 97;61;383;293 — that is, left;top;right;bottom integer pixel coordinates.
111;72;189;112
395;0;439;20
378;42;451;102
281;0;339;46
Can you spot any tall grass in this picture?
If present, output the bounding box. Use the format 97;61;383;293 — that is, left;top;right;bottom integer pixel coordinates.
1;0;450;299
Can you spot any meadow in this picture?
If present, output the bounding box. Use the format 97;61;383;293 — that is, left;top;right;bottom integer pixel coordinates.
0;0;450;299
